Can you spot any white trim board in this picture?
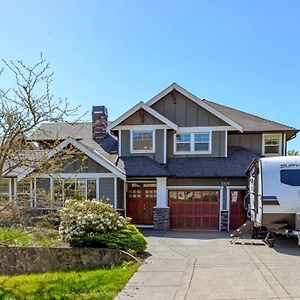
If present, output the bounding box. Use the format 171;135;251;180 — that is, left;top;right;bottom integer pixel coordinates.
167;186;223;190
18;137;126;181
146;83;243;133
174;126;235;133
106;102;178;132
114;124;170;131
36;173;117;179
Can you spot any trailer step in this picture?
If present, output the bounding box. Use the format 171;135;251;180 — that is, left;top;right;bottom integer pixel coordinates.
230;220;254;242
230;239;265;246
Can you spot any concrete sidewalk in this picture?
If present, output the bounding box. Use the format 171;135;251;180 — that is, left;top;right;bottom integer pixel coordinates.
116;230;300;300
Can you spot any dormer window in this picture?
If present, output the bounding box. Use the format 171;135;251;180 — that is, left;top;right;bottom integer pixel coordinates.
130;130;155;153
174;132;211;154
262;133;282;156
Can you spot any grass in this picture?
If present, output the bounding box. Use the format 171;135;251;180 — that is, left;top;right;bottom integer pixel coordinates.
0;227;62;247
0;262;140;300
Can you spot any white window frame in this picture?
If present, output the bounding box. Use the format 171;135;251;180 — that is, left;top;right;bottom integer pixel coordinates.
130;129;155;154
262;133;282;156
174;131;212;155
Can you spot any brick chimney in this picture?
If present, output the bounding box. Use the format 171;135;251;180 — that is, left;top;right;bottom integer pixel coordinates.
92;106;108;141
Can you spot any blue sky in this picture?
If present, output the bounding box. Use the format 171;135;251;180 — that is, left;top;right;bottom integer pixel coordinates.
1;0;300;150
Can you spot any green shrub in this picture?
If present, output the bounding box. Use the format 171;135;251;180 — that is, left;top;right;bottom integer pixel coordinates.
59;199;129;243
71;224;147;255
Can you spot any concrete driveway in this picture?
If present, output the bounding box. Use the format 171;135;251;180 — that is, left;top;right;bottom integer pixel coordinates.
117;230;300;300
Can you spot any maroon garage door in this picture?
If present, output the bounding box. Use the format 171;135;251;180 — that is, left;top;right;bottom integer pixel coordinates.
169;190;220;230
229;190;248;230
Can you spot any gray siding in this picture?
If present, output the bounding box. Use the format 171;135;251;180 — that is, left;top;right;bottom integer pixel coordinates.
117;178;124;209
99;178;114;205
120;110;163;125
228;133;262;155
168;131;226;158
121;129;165;163
62;156;111;173
151;91;228;127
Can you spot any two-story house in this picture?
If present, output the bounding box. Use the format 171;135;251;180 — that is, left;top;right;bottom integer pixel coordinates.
1;83;298;231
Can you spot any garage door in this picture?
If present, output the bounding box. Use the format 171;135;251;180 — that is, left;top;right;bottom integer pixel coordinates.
229;190;248;230
169;190;220;230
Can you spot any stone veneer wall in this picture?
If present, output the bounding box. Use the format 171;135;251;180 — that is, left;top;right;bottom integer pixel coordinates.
0;246;136;275
153;207;170;230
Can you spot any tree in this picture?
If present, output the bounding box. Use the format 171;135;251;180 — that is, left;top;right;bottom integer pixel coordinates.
288;150;299;156
0;54;83;179
0;55;87;227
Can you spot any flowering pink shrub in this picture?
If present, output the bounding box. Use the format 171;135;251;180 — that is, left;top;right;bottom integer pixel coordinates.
59;199;129;243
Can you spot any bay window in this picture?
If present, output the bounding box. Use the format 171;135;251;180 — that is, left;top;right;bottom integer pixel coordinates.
174;132;211;154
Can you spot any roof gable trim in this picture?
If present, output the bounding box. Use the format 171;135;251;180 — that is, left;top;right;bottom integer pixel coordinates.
106;102;178;132
146;83;243;133
18;137;126;181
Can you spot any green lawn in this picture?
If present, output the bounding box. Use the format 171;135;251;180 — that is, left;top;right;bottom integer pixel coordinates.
0;227;62;247
0;263;140;300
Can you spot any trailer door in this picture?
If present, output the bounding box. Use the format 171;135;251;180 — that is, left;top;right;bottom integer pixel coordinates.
255;161;263;227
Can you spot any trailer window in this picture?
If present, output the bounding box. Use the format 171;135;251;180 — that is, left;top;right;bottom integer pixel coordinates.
280;170;300;186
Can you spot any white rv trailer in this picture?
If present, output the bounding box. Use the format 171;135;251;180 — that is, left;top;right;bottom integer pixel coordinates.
247;156;300;244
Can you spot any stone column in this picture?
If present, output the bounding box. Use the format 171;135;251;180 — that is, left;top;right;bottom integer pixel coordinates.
153;177;170;230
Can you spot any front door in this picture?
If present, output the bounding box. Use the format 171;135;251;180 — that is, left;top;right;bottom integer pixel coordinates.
126;184;156;225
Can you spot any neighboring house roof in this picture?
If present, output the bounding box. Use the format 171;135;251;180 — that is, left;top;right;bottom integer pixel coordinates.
146;83;244;132
29;122;92;141
203;99;298;133
106;102;178;132
18;137;126;181
116;146;260;178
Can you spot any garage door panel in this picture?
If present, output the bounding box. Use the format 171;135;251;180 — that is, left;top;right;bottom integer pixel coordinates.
186;217;194;228
186;203;193;214
169;190;220;230
194;203;202;215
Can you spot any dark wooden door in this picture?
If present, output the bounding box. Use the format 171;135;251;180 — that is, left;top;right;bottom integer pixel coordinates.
126;185;156;225
169;190;220;230
229;190;248;230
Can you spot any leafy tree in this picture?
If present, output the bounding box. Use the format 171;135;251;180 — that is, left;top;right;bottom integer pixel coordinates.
288;149;300;156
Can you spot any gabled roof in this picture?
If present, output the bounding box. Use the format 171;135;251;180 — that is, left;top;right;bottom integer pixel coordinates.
106;102;178;132
115;146;260;178
146;83;244;132
203;99;298;133
18;137;126;181
29;122;92;141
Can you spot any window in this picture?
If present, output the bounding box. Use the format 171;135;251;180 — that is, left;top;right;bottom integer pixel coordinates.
176;133;191;151
17;179;31;207
35;178;51;208
53;178;97;205
0;178;10;204
131;130;154;153
195;133;210;151
280;169;300;186
0;179;10;195
263;134;282;156
175;132;211;154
